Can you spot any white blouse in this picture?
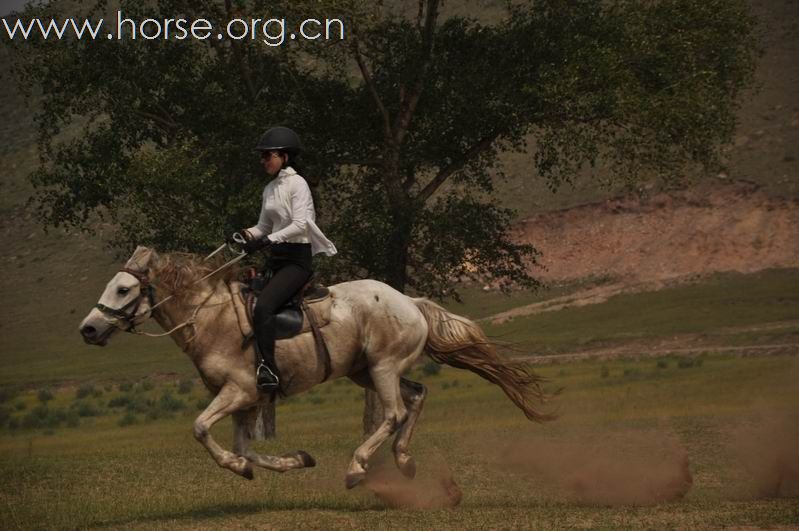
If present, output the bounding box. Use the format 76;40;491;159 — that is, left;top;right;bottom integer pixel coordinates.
246;166;337;257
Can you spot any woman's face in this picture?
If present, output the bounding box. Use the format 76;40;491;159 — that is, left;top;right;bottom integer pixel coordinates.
261;150;287;176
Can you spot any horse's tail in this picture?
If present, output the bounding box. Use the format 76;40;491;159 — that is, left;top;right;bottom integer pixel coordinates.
414;298;556;423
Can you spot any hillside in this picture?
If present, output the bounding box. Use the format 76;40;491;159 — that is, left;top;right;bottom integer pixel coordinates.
0;0;797;386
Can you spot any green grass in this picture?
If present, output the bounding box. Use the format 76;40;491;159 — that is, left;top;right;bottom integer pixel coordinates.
482;269;799;354
1;355;797;529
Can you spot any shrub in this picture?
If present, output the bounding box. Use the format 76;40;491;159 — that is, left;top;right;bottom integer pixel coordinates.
103;384;113;393
108;395;132;408
74;401;101;417
177;379;194;395
125;395;152;414
158;391;185;412
422;361;441;377
656;359;669;369
0;405;12;427
0;386;19;403
118;412;138;427
308;395;325;405
678;358;703;369
623;368;641;378
600;366;610;378
196;397;211;411
37;388;54;403
14;400;26;411
118;382;133;393
140;381;154;392
76;384;101;399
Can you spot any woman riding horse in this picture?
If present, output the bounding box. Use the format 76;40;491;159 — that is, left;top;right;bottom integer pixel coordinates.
236;126;337;392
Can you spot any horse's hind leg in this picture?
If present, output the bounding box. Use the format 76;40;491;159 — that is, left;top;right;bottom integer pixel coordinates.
392;377;427;479
194;384;255;480
345;363;407;489
232;408;316;472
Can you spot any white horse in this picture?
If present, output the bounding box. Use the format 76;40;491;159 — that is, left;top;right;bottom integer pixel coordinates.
79;246;553;488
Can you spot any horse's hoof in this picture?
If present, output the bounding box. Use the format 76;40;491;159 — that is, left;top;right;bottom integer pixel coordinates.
240;461;255;480
296;450;316;468
397;454;416;479
345;471;366;489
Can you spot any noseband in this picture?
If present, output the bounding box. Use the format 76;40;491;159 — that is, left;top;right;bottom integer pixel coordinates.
94;267;156;331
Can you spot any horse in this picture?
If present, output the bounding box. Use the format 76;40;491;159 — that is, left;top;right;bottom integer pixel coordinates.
79;246;554;488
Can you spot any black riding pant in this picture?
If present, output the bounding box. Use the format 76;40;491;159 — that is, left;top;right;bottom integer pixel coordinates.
253;243;313;368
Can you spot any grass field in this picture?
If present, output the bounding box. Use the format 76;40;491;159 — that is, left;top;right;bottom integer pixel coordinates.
1;354;797;529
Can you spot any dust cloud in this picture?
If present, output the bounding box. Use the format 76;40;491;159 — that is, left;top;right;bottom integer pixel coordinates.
496;430;692;506
363;454;462;510
730;410;799;499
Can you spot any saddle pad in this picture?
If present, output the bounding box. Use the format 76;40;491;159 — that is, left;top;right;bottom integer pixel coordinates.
227;281;332;340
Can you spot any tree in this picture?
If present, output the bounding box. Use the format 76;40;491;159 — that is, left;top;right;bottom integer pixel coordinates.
9;0;759;433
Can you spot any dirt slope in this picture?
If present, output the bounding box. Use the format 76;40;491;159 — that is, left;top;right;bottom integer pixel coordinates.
515;180;799;284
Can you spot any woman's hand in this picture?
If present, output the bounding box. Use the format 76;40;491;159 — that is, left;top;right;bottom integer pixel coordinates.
242;237;271;254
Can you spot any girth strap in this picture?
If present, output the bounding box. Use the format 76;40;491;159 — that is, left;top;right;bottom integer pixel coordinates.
302;300;332;382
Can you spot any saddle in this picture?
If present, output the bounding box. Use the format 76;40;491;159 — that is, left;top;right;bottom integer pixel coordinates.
228;271;334;381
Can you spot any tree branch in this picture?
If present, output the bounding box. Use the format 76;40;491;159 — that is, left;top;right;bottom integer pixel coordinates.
393;0;439;146
416;133;499;203
352;36;392;141
224;0;257;103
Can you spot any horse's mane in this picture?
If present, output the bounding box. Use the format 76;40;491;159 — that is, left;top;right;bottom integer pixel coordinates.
151;252;244;297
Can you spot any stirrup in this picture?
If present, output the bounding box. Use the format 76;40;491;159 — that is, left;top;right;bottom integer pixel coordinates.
256;363;280;391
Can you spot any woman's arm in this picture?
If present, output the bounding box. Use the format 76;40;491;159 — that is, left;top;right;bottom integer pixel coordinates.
245;191;274;240
268;176;312;242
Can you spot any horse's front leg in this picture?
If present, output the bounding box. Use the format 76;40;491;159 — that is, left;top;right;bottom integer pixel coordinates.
232;408;316;473
194;383;256;479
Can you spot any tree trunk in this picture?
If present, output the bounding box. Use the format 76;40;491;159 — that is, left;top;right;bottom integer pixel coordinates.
253;401;276;439
362;208;413;435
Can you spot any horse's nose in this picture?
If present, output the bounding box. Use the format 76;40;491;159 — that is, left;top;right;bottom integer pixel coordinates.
81;325;97;339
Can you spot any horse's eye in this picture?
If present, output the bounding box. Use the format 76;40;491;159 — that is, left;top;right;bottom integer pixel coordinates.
117;287;130;296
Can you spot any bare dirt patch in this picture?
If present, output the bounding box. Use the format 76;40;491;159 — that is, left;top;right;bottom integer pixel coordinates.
514;180;799;285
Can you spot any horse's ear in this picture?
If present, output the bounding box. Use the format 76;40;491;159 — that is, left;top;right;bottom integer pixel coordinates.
125;246;155;271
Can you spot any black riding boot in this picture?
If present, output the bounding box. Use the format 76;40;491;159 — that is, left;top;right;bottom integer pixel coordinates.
255;316;280;392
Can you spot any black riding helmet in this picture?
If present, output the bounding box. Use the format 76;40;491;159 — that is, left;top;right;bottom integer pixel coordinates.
254;126;302;154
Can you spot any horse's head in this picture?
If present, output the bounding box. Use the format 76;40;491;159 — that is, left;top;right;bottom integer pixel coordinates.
80;246;157;346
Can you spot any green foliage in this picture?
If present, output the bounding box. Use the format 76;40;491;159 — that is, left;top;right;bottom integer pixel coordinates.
678;357;704;369
37;388;54;403
600;365;610;378
195;397;212;411
118;412;138;427
421;360;442;377
0;386;19;403
76;384;101;399
0;405;11;427
107;395;132;408
177;379;194;395
118;382;133;393
14;400;26;411
8;0;759;296
157;391;185;412
72;400;101;418
657;359;670;369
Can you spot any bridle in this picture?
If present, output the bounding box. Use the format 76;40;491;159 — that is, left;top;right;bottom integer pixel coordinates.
92;247;248;338
94;267;156;332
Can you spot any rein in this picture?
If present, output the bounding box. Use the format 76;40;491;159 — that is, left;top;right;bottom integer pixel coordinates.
94;252;247;338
